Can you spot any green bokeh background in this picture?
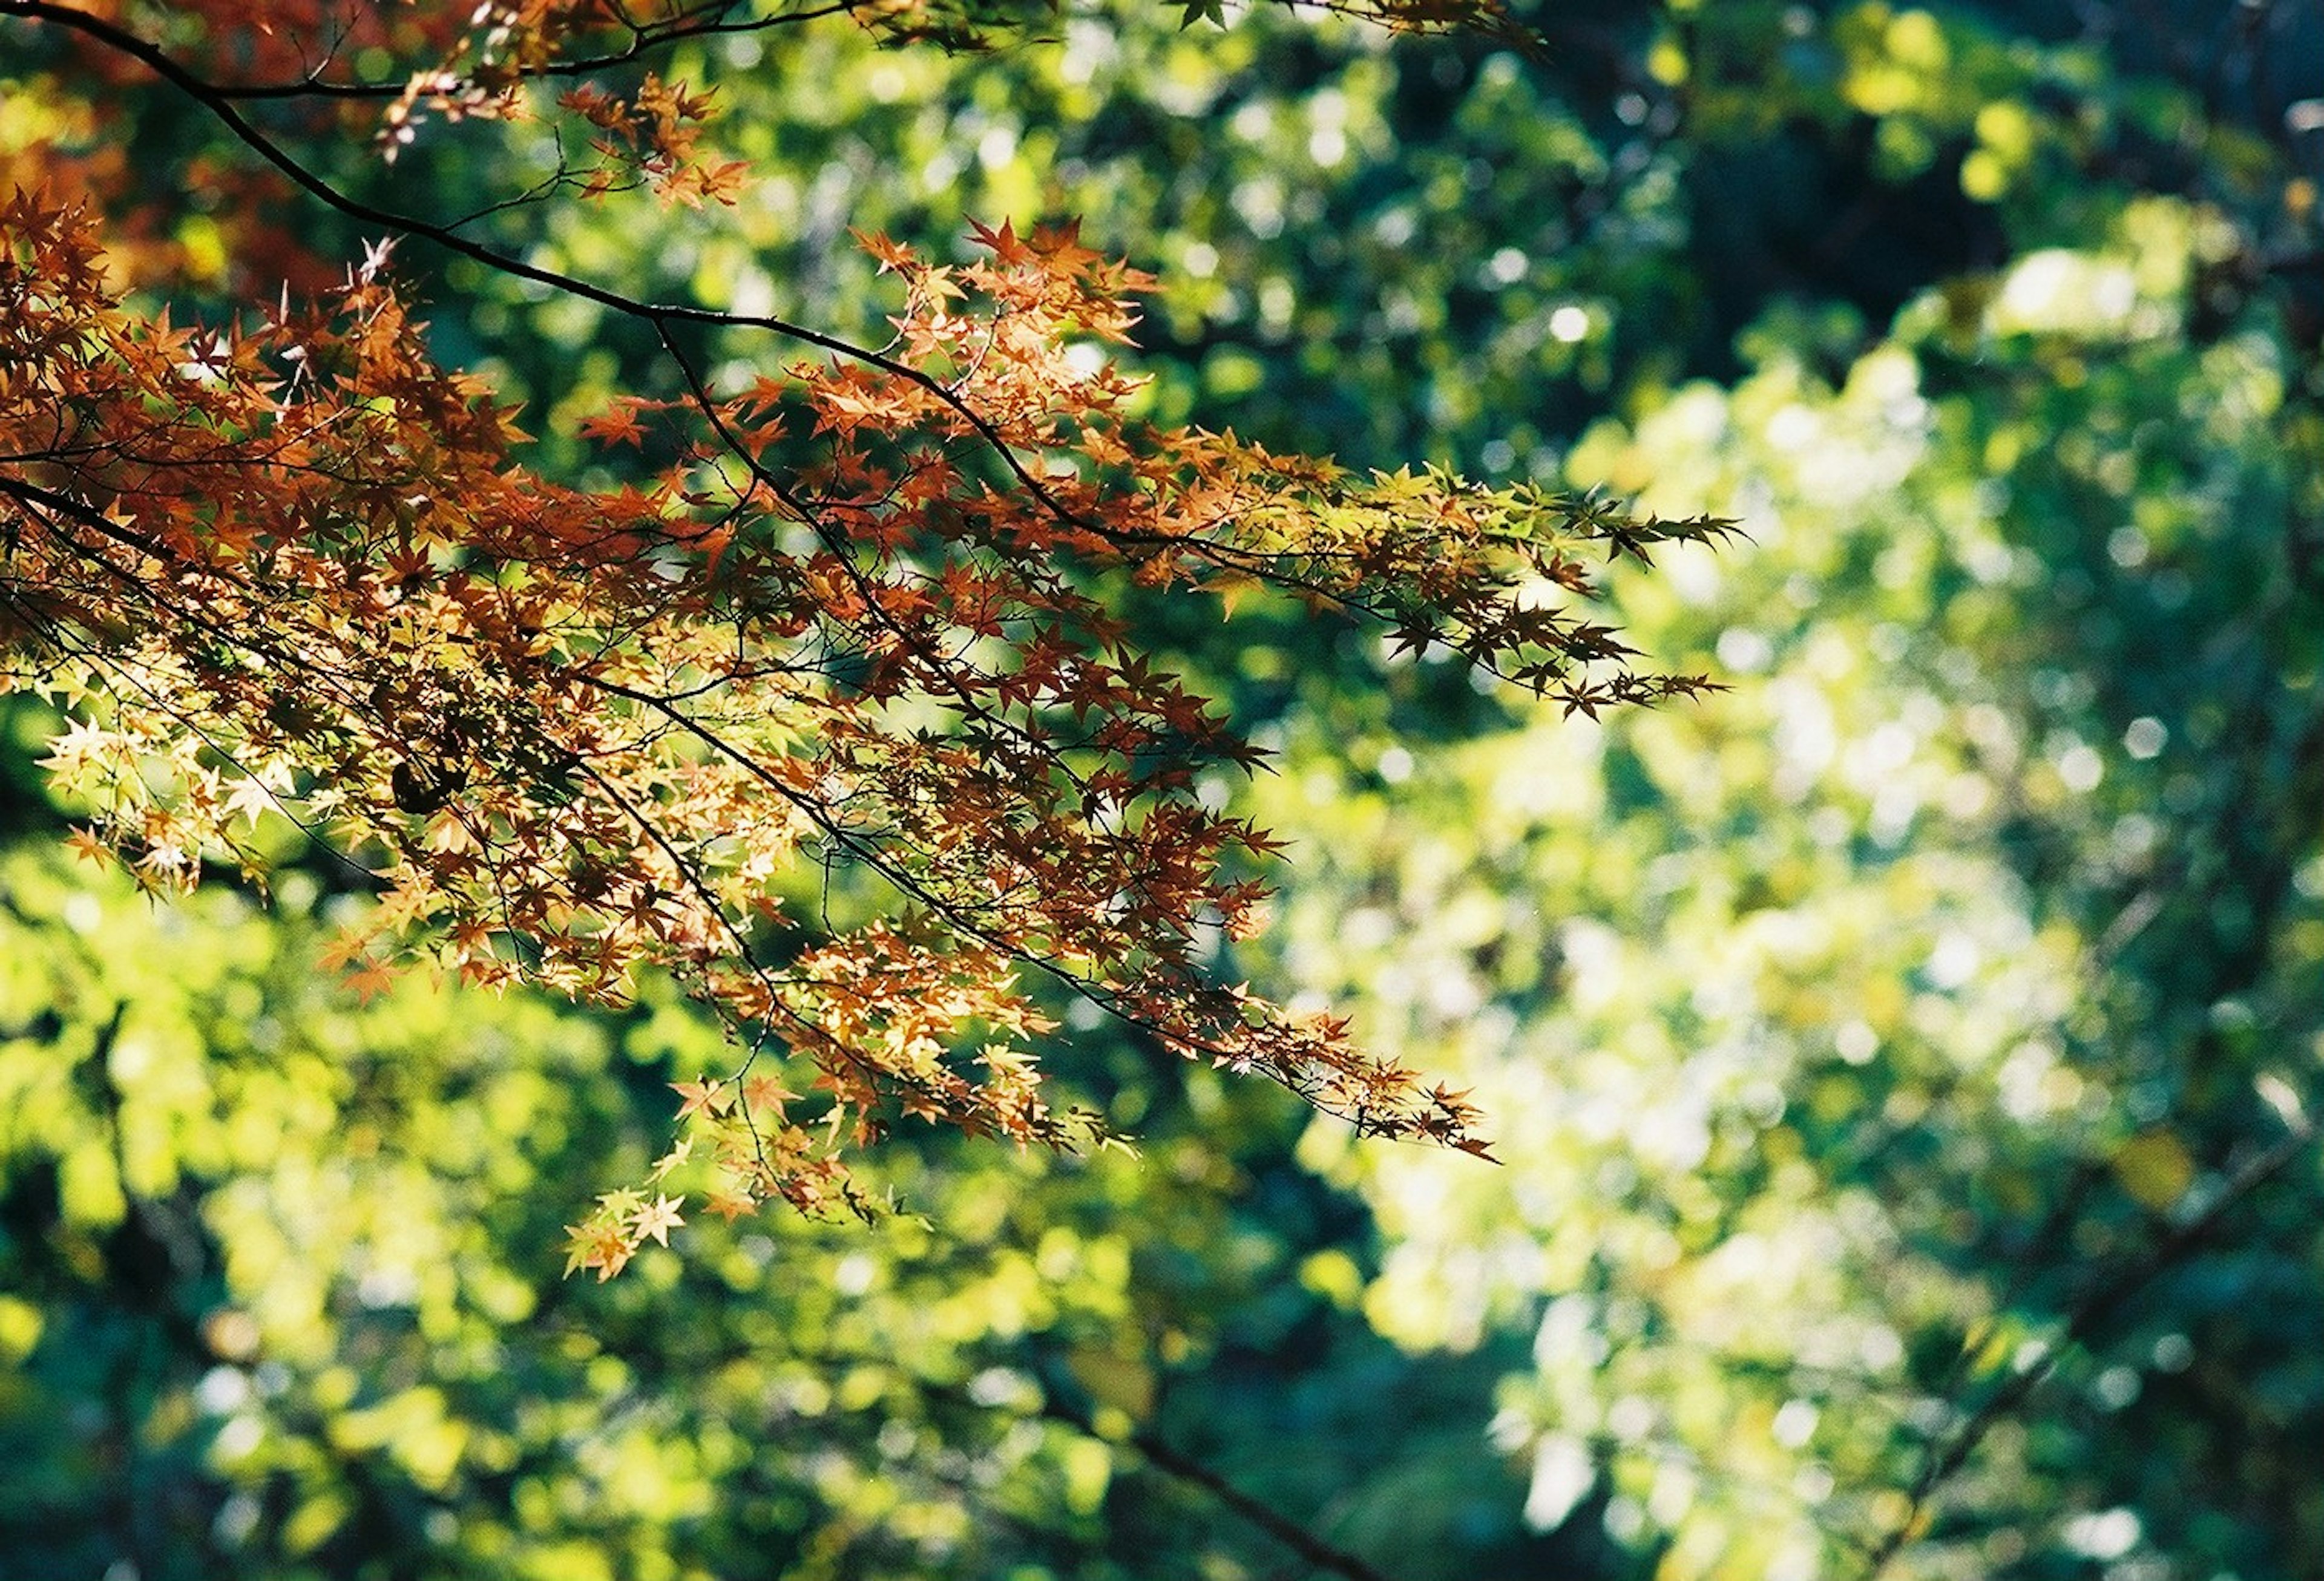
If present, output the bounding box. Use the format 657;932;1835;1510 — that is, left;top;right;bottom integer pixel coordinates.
2;2;2320;1577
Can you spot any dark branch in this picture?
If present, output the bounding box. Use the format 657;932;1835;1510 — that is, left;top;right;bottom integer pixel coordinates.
192;1;869;100
1029;1390;1403;1581
1860;1113;2323;1580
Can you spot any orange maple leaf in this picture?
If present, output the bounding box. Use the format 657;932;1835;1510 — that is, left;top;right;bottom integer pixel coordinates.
579;401;651;448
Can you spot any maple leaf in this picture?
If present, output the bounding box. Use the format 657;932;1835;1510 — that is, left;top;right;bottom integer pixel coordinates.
853;228;915;273
341;958;399;1003
742;1075;800;1110
579;401;652;448
671;1077;727;1119
561;1225;603;1278
562;1217;635;1281
315;930;372;973
64;827;115;868
630;1193;684;1247
692;160;750;206
968;215;1032;265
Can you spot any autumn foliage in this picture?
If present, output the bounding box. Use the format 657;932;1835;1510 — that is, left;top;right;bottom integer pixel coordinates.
0;0;1727;1275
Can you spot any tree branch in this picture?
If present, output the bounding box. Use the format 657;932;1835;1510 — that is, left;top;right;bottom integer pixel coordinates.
0;0;1095;528
193;1;870;100
1860;1112;2322;1579
1029;1390;1404;1581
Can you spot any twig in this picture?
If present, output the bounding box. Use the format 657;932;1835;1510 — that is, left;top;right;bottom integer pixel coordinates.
1031;1391;1403;1581
1860;1113;2322;1579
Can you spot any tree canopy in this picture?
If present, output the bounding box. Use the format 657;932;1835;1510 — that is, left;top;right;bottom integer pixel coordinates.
2;1;2320;1579
0;0;1725;1273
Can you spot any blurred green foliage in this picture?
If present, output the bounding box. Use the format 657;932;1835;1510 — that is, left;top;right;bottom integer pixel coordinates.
3;0;2322;1577
0;819;1547;1579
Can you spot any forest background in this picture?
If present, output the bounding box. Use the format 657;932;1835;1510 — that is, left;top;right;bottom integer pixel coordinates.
1;1;2322;1579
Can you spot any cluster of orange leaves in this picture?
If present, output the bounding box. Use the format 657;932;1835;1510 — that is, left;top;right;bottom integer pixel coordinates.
0;0;1726;1277
558;73;750;206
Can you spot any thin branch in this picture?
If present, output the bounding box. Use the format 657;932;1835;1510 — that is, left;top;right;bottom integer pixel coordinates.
1;0;1658;615
0;0;1117;548
1860;1113;2322;1580
191;1;870;100
1027;1390;1403;1581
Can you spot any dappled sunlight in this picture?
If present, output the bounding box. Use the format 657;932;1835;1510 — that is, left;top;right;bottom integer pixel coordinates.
1259;175;2323;1572
3;0;2319;1577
